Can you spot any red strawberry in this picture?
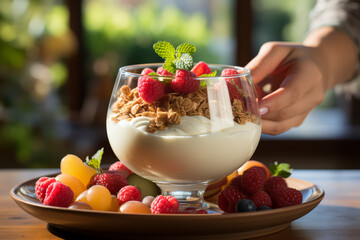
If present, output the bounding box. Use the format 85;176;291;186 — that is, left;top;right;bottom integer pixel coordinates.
138;76;164;103
35;177;56;203
191;61;211;76
264;176;288;194
88;170;128;195
141;68;155;75
117;185;142;206
217;185;248;213
170;69;199;93
241;166;266;194
150;195;179;214
43;181;74;207
109;161;133;178
270;187;302;208
250;190;272;208
157;66;173;76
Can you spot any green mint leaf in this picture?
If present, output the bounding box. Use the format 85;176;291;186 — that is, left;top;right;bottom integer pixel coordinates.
148;72;160;77
153;41;176;60
200;80;207;87
176;43;196;59
270;161;293;178
173;53;194;71
163;58;176;74
85;147;104;173
199;70;217;77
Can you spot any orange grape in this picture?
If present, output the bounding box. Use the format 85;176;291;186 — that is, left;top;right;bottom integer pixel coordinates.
60;154;97;186
69;202;92;210
86;185;112;211
55;173;86;200
107;195;120;212
120;201;151;214
75;190;89;204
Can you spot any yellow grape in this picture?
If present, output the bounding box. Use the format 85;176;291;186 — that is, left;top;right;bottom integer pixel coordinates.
56;173;86;200
69;202;93;210
60;154;97;186
86;185;112;211
107;195;120;212
75;190;89;204
120;201;151;214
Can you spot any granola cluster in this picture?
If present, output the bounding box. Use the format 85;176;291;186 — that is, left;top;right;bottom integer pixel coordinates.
110;85;257;133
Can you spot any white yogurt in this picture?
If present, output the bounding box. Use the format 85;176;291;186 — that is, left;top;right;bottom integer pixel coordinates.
106;116;261;183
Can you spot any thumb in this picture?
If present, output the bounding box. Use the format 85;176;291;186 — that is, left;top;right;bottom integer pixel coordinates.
245;42;292;84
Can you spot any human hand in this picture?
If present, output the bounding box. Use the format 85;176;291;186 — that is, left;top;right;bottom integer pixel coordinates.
245;42;327;135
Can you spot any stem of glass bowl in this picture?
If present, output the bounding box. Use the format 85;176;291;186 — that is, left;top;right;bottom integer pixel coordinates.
155;182;223;213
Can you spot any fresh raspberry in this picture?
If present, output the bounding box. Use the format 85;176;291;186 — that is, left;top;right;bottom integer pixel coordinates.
250;190;272;209
217;185;248;213
117;185;142;206
170;69;199;93
229;175;244;191
221;68;246;104
43;181;74;207
156;66;173;76
264;176;288;194
270;187;302;208
191;61;211;76
241;167;266;194
35;177;56;203
150;195;179;214
138;76;164;103
109;161;133;177
88;170;128;195
141;68;155;75
221;68;238;76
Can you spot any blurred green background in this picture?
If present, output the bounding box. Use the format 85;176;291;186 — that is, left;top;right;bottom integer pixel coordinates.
0;0;318;168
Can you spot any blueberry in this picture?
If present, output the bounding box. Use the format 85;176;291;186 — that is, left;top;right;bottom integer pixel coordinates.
257;205;272;211
235;199;256;212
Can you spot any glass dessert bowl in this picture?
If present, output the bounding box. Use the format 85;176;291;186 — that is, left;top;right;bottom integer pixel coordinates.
106;63;261;213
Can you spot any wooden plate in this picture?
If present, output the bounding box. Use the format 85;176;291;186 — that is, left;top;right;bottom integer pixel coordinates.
10;175;324;239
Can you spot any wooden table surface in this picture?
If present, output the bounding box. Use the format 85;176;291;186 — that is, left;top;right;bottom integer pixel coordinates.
1;169;360;240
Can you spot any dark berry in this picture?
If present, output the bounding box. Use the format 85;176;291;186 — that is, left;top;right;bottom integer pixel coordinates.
257;205;272;211
235;199;256;213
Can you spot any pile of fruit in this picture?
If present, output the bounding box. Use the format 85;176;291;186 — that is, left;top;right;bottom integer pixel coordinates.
136;41;245;104
35;148;180;214
34;148;302;215
216;161;303;213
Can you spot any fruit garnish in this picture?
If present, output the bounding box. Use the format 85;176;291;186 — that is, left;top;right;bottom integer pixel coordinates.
217;185;247;213
170;69;199;93
120;201;151;214
60;154;97;187
43;181;74;208
238;160;271;180
88;170;128;195
241;166;266;193
150;195;179;214
56;173;86;200
269;161;293;178
117;185;142;206
153;41;196;73
264;176;287;194
86;185;112;211
235;199;256;213
270;187;302;208
85;147;104;173
35;177;56;203
138;75;165;103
